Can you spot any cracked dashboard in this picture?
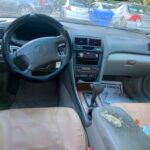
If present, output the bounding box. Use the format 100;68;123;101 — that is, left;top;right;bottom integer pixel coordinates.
0;19;150;80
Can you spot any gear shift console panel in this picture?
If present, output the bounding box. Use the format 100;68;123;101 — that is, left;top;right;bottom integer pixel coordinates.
77;82;104;117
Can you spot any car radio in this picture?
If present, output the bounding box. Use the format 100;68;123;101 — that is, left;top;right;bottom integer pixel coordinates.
76;52;99;65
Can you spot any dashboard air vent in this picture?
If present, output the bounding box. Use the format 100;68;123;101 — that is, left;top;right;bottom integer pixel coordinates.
89;39;101;47
75;37;88;45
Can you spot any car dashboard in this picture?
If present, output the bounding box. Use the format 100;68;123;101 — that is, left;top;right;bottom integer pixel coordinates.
0;19;150;81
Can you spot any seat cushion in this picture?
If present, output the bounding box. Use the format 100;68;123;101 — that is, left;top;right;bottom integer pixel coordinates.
112;103;150;126
0;108;87;150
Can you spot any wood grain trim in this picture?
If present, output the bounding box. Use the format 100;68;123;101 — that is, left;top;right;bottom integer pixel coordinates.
77;82;92;91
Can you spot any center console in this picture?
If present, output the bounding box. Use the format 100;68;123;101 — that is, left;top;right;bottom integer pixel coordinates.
73;36;103;82
73;37;150;150
73;36;104;116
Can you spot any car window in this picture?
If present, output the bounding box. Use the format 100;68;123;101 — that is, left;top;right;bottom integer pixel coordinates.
115;3;122;9
92;3;100;9
102;3;115;9
70;0;86;8
128;4;150;15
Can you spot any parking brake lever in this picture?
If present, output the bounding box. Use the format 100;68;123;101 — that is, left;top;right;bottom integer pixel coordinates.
90;83;104;107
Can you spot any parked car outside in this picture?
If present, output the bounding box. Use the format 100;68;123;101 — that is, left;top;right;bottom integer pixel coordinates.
89;2;115;27
0;0;55;17
61;0;89;21
112;2;150;31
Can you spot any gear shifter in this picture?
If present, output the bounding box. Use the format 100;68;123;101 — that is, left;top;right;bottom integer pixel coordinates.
90;83;104;107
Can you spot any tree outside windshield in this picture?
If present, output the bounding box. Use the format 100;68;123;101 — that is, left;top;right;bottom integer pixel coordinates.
0;0;150;32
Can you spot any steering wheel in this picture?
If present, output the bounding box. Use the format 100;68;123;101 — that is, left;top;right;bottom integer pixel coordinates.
2;14;72;82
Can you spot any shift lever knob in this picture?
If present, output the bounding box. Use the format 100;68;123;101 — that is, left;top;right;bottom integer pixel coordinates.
90;83;104;106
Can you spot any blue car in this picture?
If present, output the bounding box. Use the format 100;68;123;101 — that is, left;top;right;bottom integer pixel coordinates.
0;0;55;17
89;2;115;27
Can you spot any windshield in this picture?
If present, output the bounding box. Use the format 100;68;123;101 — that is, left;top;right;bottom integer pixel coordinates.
0;0;150;33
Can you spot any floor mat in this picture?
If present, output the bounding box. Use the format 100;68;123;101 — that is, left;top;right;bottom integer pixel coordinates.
99;81;136;106
11;79;59;108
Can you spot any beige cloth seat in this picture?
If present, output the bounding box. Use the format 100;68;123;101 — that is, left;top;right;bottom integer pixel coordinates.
112;103;150;127
0;107;87;150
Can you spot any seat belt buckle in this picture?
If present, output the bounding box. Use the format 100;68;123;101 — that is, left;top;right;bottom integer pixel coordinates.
86;147;93;150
